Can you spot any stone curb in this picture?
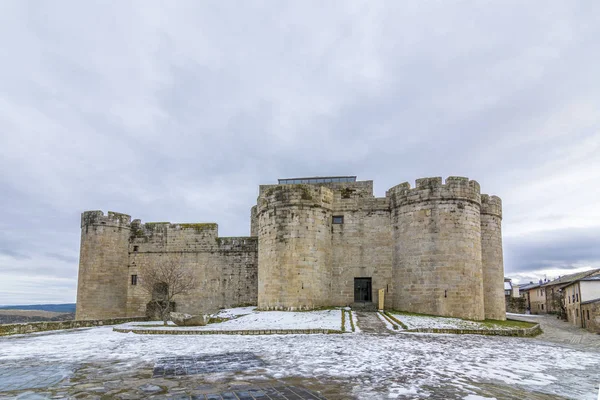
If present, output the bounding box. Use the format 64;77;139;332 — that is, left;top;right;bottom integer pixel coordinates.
400;323;542;337
113;327;345;335
0;317;149;336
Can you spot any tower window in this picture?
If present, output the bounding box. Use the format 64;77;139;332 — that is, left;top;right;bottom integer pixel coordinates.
133;245;139;252
131;275;138;285
332;216;344;224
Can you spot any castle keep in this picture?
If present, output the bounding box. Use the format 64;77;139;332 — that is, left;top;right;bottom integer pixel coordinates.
76;176;506;321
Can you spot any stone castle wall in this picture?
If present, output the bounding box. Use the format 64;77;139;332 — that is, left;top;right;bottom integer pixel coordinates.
76;211;131;320
126;223;257;316
330;187;393;309
76;213;257;319
388;177;485;320
76;176;505;322
480;195;506;320
256;185;333;310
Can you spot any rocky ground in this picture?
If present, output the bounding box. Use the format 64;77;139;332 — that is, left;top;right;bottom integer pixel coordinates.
0;313;598;399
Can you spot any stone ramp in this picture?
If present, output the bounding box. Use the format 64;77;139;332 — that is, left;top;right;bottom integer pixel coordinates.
355;312;389;335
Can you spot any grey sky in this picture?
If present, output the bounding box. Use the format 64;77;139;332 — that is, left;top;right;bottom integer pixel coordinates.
1;1;599;304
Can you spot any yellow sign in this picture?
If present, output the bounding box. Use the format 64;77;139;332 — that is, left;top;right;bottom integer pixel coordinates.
378;288;385;310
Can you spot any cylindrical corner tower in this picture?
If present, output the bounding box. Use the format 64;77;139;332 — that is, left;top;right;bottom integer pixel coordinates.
257;185;333;310
75;211;131;320
388;177;485;320
481;195;506;320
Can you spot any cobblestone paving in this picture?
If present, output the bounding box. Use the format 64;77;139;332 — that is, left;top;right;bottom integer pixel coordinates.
193;385;327;399
354;311;388;335
0;365;72;392
154;353;264;377
509;314;600;349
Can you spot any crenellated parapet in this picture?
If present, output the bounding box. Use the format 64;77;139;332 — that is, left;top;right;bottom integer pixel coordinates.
257;184;333;215
387;177;481;208
81;210;131;229
480;194;502;219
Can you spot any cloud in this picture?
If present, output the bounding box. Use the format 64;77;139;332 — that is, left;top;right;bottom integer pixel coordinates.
0;1;599;303
504;227;600;276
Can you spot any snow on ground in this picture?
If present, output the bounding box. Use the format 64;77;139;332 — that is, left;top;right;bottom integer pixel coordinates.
343;310;351;332
392;313;523;330
119;308;342;331
351;310;360;333
507;312;543;318
0;325;598;399
377;312;396;331
215;306;256;319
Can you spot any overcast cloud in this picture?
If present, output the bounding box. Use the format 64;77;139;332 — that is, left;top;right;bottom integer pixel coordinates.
1;1;599;304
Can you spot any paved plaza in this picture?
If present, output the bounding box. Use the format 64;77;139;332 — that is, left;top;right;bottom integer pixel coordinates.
0;314;598;399
509;313;600;349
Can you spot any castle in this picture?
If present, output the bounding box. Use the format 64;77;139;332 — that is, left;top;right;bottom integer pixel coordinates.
75;176;506;321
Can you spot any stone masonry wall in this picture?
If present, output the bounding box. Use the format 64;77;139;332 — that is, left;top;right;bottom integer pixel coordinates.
388;177;485;320
480;195;506;320
76;211;131;320
257;184;333;310
331;195;393;308
581;300;600;333
126;222;257;317
77;176;503;321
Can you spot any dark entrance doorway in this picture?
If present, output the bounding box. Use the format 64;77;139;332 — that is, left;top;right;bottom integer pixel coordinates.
354;277;372;302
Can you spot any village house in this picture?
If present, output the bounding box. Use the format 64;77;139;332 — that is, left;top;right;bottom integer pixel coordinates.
542;269;600;317
581;297;600;334
563;273;600;332
524;282;546;314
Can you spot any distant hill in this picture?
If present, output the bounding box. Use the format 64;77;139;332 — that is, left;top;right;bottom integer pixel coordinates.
0;303;76;313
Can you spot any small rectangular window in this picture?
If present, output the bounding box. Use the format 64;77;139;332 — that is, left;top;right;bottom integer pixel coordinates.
131;274;137;285
133;245;139;252
541;304;544;310
576;293;579;302
587;310;590;320
332;216;344;224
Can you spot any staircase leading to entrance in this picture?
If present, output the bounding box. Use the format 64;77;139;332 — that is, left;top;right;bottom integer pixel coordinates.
351;302;377;312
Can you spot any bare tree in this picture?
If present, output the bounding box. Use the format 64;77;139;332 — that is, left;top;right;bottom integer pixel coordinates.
139;256;196;326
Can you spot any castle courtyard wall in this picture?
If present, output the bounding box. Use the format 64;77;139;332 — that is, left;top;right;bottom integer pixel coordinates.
126;222;257;317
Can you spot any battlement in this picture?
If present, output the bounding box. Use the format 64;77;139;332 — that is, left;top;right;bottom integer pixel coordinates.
480;194;502;218
260;180;373;199
216;236;258;252
130;220;219;240
81;210;131;229
257;184;333;214
387;176;481;207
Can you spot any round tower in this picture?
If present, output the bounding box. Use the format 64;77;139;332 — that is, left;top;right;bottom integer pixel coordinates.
75;211;131;320
256;185;333;310
388;177;485;320
480;195;506;320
